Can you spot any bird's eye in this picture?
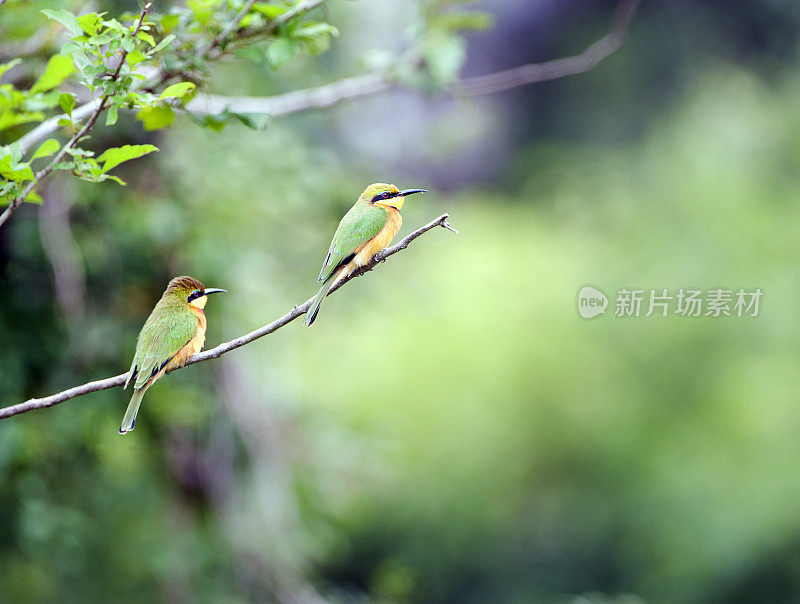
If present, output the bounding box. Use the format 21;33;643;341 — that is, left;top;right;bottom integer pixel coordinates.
382;191;392;199
188;289;201;301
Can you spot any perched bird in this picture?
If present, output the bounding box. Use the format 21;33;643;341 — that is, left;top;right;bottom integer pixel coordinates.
119;276;226;434
305;183;426;326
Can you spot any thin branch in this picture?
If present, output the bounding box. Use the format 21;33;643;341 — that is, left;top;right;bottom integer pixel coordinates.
0;213;457;420
212;0;258;50
3;0;637;228
185;0;639;117
15;97;101;154
0;3;152;230
186;71;390;116
193;0;259;59
457;0;640;96
11;0;637;154
200;0;326;60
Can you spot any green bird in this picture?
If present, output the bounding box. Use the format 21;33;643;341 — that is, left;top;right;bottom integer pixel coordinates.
304;182;426;326
119;276;226;434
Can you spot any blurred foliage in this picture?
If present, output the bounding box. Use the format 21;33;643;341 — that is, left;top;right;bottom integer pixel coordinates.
2;0;800;602
1;0;491;211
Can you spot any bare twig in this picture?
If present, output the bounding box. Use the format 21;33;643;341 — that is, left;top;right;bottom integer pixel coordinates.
0;213;456;420
0;3;152;230
186;71;390;116
11;0;637;159
185;0;639;116
457;0;640;96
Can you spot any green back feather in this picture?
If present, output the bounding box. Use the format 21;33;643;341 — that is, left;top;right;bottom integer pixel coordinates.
318;200;388;282
126;293;197;390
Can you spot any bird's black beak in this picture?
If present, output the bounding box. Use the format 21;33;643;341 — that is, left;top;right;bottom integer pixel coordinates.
204;288;227;295
398;189;427;197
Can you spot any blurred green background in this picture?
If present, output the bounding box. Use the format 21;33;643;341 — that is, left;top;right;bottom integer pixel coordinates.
3;0;800;601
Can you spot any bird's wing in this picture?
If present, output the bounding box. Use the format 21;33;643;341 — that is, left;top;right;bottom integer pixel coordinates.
318;203;388;282
130;305;198;390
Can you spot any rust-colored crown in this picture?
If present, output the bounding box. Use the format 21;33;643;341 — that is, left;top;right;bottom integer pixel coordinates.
166;275;204;293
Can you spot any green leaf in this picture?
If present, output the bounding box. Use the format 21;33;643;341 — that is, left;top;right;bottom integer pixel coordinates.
0;155;35;181
159;82;196;100
151;34;176;54
231;112;270;131
251;3;287;19
292;21;339;55
434;11;494;32
0;111;45;132
31;139;60;161
424;33;466;85
30;55;76;94
102;174;126;185
136;31;156;47
135;105;174;130
267;39;298;69
24;190;43;204
68;49;93;74
186;109;229;132
293;22;338;39
2;144;23;164
41;9;82;36
102;18;124;33
126;50;146;68
233;46;267;65
22;91;61;111
105;105;118;126
77;12;102;36
59;92;76;115
97;144;158;173
0;59;22;81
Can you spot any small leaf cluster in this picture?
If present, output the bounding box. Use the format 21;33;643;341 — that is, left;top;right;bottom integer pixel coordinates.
0;1;345;209
0;0;496;211
0;7;191;204
415;0;494;88
50;7;193;132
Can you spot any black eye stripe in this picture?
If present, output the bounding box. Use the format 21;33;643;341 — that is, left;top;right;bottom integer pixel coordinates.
371;191;395;202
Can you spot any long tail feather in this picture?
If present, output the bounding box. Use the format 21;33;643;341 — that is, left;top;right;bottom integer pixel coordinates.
303;266;347;327
119;387;146;434
305;274;338;327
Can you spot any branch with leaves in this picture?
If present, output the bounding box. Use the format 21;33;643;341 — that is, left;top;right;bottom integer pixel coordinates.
1;0;639;230
0;4;156;228
0;213;457;421
186;0;641;117
0;0;339;228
